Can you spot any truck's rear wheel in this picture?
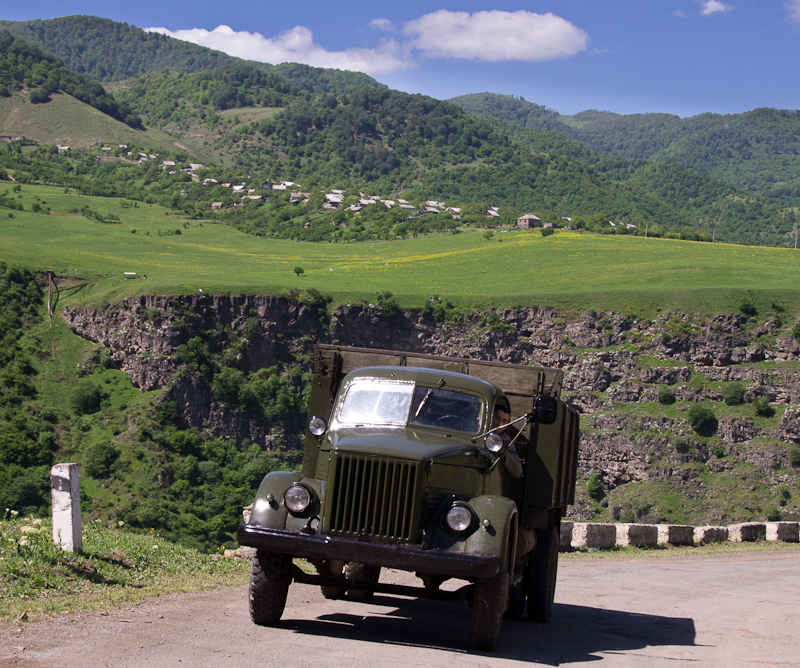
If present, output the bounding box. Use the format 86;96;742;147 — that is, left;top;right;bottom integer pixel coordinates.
344;562;381;602
505;567;527;620
468;569;510;651
526;522;559;623
249;550;290;626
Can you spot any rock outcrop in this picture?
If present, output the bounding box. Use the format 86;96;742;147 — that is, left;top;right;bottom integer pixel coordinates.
62;296;800;523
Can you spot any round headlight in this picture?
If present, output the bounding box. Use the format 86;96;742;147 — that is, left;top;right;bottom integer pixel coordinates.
284;484;312;513
445;503;476;534
484;432;506;454
308;416;327;437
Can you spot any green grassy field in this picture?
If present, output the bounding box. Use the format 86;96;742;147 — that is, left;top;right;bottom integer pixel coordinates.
3;182;800;315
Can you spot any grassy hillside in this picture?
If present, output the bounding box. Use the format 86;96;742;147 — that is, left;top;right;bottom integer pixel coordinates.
0;90;178;151
2;182;799;316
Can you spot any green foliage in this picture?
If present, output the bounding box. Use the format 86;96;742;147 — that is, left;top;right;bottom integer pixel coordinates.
586;472;605;501
792;322;800;341
82;440;118;478
721;381;746;406
70;378;104;415
762;503;780;522
375;290;403;319
657;385;676;405
788;444;800;468
752;395;775;418
739;300;758;318
540;227;555;237
293;266;304;276
687;402;718;436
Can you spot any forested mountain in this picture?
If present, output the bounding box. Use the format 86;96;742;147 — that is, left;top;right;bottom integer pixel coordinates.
451;93;800;202
0;15;384;96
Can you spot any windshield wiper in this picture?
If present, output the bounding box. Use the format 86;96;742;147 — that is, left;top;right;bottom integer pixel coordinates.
414;377;445;417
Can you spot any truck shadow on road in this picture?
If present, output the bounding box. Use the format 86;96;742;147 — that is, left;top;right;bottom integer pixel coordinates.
283;595;696;663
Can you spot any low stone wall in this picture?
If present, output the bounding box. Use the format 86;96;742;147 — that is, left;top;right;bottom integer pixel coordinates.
562;521;799;551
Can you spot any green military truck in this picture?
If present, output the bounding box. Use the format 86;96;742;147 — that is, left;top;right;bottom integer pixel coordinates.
237;344;579;651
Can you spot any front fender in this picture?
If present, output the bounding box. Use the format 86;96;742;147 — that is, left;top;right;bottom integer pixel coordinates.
248;471;301;530
429;495;518;572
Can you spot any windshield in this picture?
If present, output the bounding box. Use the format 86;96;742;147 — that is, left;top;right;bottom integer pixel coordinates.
334;378;484;434
337;380;414;425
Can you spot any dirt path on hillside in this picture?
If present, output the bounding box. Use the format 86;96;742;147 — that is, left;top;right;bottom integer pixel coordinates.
2;551;799;667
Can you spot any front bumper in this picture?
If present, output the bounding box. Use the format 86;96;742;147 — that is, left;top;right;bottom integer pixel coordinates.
237;524;500;580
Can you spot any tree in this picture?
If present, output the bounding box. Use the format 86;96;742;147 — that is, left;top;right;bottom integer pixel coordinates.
293;266;304;276
687;402;717;436
721;382;746;406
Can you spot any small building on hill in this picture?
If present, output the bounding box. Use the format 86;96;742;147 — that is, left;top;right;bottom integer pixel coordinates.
517;213;542;228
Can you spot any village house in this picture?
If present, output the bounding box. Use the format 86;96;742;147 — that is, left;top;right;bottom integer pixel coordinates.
517;213;542;228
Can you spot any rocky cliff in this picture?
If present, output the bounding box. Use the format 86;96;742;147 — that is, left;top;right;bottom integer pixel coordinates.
62;294;800;524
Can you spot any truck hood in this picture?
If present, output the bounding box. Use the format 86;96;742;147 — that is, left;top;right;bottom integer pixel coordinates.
326;427;488;467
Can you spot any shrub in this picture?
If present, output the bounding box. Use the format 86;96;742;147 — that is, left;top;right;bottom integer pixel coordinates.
753;396;775;418
586;472;605;501
540;227;555;237
792;322;800;341
83;441;118;478
788;444;800;468
375;290;402;320
687;402;718;436
721;382;746;406
739;300;757;318
70;379;104;415
657;385;676;405
763;503;781;522
293;266;304;276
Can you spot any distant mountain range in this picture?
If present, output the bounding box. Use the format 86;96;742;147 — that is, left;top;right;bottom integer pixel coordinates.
1;16;798;248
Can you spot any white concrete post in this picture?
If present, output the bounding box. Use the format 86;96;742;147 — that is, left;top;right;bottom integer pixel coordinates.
51;463;82;553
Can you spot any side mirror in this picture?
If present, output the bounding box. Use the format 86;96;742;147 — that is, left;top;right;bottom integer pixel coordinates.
533;396;558;424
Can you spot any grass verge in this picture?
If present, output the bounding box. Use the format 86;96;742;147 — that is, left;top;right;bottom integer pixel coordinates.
0;513;249;623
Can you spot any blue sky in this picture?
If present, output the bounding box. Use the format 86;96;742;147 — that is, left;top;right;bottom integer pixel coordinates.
4;1;800;117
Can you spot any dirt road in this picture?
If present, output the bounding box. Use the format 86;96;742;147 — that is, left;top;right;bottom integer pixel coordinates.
2;550;799;667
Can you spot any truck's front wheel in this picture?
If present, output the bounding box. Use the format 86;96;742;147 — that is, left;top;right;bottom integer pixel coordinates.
249;550;290;626
468;569;510;651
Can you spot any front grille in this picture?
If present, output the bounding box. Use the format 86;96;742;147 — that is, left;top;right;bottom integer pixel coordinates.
325;453;422;544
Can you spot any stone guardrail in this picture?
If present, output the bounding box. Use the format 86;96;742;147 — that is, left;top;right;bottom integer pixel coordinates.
561;521;799;550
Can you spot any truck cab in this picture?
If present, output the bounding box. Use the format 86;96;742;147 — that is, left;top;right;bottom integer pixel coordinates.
238;345;579;651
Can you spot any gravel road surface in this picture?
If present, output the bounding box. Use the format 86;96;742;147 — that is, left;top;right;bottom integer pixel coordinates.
2;550;798;667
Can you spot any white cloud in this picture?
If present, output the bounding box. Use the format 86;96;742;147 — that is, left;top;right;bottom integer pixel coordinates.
369;18;396;32
403;10;588;62
785;0;800;24
700;1;733;16
146;10;588;76
146;25;411;75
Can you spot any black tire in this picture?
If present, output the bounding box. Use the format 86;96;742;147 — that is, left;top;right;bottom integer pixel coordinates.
321;585;346;600
526;522;559;623
344;562;380;603
321;561;346;599
249;550;290;626
505;568;527;620
468;569;510;651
